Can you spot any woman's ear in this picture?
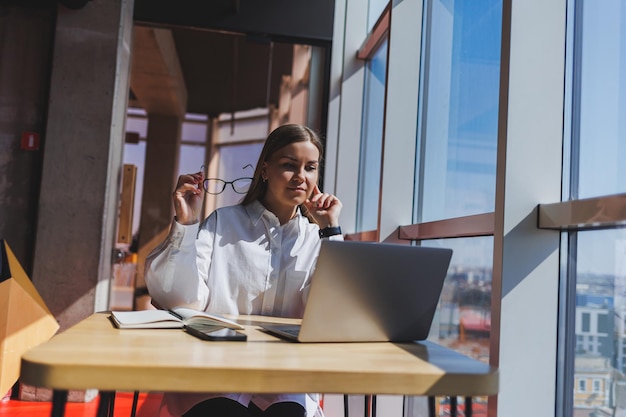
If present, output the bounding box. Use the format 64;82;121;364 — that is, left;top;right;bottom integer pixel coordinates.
260;162;268;181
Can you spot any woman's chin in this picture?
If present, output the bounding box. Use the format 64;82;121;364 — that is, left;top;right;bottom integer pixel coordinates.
285;190;307;201
286;195;307;206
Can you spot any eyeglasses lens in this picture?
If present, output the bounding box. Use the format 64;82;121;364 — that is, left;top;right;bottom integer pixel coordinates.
204;179;225;195
232;178;252;194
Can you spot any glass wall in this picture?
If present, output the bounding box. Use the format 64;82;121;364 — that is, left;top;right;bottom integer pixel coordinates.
572;230;626;415
367;0;389;30
424;237;493;362
356;39;388;232
567;1;626;416
416;0;502;222
573;1;626;199
414;0;502;371
331;0;626;415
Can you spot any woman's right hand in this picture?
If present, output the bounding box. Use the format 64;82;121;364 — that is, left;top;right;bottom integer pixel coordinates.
173;171;205;225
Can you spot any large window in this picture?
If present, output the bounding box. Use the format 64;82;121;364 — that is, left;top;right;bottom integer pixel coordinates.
412;0;502;369
558;1;626;416
572;1;626;199
332;0;626;415
356;39;388;232
415;0;501;222
207;110;269;210
424;237;493;361
180;115;209;182
367;0;389;31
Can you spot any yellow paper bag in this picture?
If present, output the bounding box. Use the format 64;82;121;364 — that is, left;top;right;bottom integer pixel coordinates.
0;239;59;396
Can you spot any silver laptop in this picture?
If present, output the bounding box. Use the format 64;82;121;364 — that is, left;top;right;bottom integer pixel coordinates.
261;240;452;342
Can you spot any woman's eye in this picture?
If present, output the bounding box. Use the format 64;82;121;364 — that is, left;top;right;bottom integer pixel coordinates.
306;165;318;171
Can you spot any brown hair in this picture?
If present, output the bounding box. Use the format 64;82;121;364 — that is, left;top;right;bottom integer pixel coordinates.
241;124;324;221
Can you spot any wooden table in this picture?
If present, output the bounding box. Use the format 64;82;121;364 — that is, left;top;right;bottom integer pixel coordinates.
20;313;498;417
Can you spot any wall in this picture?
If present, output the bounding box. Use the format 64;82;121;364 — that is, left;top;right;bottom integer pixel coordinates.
0;5;55;272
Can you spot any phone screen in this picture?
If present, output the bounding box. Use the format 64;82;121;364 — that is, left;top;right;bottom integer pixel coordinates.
185;325;247;341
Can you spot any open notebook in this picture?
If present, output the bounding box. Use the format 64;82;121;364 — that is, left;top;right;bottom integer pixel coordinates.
261;240;452;343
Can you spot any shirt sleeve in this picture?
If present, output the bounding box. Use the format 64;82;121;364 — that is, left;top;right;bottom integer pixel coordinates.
144;215;214;310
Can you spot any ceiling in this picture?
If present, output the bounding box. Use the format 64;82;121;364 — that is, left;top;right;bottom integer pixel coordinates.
129;0;335;118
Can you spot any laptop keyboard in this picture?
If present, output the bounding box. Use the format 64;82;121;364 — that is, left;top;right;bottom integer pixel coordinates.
262;324;301;339
280;326;300;337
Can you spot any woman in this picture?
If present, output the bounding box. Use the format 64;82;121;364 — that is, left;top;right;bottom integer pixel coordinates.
145;124;343;417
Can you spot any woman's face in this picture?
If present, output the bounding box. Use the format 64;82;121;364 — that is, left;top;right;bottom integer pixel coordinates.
261;140;320;212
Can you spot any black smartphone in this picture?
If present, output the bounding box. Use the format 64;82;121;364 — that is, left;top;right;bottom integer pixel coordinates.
185;325;247;341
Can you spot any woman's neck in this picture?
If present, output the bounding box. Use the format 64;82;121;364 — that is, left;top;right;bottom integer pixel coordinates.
259;198;297;225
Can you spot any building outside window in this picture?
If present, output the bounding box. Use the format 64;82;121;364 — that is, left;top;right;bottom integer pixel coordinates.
593;379;602;394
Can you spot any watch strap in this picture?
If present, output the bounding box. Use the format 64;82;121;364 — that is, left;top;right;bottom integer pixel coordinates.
319;226;342;238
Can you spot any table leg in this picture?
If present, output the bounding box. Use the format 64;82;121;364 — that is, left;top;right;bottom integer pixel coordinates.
96;391;116;417
130;391;139;417
364;395;373;417
450;396;457;417
50;390;68;417
465;397;473;417
363;395;377;417
371;395;376;417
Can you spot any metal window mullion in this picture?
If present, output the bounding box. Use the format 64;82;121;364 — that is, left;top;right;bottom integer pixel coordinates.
413;0;434;228
568;0;584;201
356;61;372;231
556;231;577;417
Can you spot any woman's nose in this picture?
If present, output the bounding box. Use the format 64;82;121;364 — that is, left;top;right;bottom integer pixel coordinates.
293;167;305;180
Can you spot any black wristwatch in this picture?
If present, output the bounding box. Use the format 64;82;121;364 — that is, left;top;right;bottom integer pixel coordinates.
319;226;342;238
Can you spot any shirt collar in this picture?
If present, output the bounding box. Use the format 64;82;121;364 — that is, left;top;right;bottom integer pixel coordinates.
244;200;304;227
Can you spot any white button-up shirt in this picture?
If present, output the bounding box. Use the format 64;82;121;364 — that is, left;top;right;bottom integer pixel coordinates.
145;200;342;416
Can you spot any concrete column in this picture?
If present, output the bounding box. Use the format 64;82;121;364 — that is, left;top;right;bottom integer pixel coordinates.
0;6;54;271
491;1;565;415
32;0;134;331
133;113;182;308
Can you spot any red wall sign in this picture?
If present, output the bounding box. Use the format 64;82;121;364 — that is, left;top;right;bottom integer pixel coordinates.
21;132;40;151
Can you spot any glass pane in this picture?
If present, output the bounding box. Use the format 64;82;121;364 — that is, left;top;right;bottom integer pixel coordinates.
564;3;626;415
356;39;388;232
125;116;147;139
368;0;388;31
575;1;626;198
213;142;263;208
178;144;205;177
417;0;502;222
573;229;626;415
423;236;493;363
181;121;207;144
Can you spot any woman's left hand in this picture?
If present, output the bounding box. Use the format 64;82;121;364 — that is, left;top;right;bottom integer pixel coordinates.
304;185;343;228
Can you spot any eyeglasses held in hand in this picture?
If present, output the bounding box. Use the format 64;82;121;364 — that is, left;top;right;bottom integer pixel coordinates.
203;177;253;195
